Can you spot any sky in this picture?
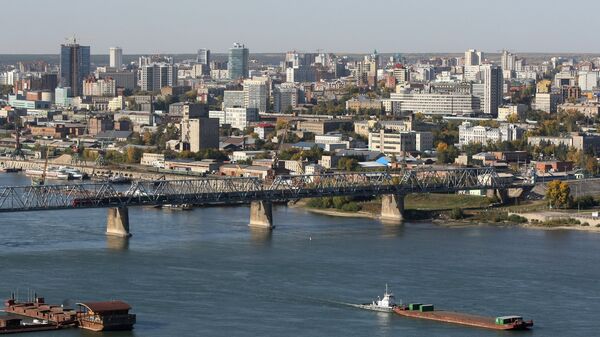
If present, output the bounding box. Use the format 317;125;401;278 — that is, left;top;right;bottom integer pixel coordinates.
2;0;599;54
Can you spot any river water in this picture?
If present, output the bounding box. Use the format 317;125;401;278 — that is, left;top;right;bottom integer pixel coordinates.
0;173;599;336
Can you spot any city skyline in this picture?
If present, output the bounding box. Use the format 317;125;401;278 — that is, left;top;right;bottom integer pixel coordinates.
2;0;599;54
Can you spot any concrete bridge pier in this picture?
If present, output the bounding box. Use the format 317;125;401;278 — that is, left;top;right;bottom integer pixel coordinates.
249;200;274;229
106;207;132;237
380;194;405;222
487;189;510;205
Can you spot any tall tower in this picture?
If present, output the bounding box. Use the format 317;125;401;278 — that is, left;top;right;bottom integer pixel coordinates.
482;65;503;116
228;43;249;80
60;38;90;97
197;48;210;65
109;47;123;69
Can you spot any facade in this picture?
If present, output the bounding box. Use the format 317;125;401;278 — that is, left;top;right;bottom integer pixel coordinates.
346;96;382;112
464;49;483;66
140;63;177;92
497;104;528;121
55;87;72;107
228;43;249;80
458;122;523;146
98;71;136;90
83;77;116;96
535;92;561;113
273;84;298;112
209;107;259;130
180;116;219;151
481;65;503;116
223;90;245;109
388;92;478;115
243;80;268;113
368;130;432;155
60;41;91;97
296;119;353;134
109;47;123;68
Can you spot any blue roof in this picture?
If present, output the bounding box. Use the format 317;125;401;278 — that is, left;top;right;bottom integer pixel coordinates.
376;157;390;165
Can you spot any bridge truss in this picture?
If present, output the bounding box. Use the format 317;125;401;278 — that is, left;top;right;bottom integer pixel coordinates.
0;168;522;212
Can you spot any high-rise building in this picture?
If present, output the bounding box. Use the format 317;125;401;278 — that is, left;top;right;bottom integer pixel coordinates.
60;39;90;97
180;112;219;151
501;50;516;72
464;49;483;66
243;79;268;113
481;65;503;116
228;43;249;80
197;48;210;65
273;84;298;112
109;47;123;69
140;63;177;92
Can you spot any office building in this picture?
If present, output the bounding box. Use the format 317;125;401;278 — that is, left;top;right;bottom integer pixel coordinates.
197;49;210;65
60;39;91;97
223;90;245;109
228;43;249;80
368;130;433;155
140;63;177;92
181;113;219;151
273;84;298;112
243;79;268;113
55;87;72;107
98;71;137;90
109;47;123;68
387;91;478;115
209;107;259;130
458;122;523;146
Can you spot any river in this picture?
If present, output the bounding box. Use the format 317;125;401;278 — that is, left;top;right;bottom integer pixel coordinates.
0;173;598;336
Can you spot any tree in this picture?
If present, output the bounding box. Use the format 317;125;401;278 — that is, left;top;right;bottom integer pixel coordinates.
338;157;359;171
546;180;572;209
436;142;459;164
126;147;143;164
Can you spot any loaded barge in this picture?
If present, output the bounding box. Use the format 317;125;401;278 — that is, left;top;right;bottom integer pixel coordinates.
394;304;533;330
359;287;533;331
4;294;136;333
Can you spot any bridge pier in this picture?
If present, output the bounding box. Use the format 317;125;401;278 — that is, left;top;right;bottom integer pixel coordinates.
106;207;131;237
249;201;274;229
381;194;405;222
487;189;510;204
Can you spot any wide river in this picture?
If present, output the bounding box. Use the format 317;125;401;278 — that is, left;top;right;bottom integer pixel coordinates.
0;173;599;336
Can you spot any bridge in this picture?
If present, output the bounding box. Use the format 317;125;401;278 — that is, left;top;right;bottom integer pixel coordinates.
0;167;529;236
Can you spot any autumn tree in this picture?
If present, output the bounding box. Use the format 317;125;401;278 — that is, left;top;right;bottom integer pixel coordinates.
546;180;572;209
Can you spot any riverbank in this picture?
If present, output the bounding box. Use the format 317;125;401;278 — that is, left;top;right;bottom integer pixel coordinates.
296;195;600;233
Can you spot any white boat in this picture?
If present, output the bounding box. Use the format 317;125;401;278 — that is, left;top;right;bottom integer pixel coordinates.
356;285;397;312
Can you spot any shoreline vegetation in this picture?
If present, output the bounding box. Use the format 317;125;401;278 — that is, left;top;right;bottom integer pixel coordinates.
293;194;600;233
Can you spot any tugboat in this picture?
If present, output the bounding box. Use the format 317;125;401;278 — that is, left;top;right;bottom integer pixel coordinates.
356;284;396;312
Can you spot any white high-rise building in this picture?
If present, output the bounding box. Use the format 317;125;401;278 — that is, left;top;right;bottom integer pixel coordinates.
464;49;483;66
109;47;123;69
501;50;516;72
243;79;268;113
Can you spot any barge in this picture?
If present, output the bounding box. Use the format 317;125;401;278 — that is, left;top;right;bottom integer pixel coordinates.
393;304;533;330
357;287;533;331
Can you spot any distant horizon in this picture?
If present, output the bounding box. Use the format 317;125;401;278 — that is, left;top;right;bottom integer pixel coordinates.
1;0;599;54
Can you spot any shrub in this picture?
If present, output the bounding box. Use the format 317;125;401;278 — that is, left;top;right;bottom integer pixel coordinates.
341;202;361;212
450;208;464;220
581;222;590;227
507;214;528;223
572;195;597;209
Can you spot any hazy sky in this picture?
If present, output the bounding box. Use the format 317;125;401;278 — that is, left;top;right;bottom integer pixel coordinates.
3;0;598;54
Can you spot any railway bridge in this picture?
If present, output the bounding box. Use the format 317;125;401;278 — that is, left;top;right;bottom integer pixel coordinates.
0;168;530;236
